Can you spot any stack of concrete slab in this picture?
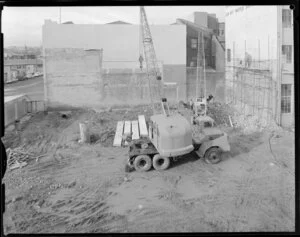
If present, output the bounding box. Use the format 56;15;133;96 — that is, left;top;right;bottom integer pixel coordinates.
113;115;148;147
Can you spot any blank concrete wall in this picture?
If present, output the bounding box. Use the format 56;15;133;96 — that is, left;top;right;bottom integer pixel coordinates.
43;20;186;65
45;48;103;109
43;21;188;107
225;6;278;61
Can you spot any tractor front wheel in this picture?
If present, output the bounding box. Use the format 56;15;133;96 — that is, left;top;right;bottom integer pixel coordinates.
204;147;222;164
134;155;152;172
153;154;170;171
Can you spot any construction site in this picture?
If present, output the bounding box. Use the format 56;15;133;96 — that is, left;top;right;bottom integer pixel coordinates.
2;6;295;233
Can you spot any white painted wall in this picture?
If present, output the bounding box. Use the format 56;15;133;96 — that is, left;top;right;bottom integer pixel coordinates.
42;20;186;66
225;6;278;61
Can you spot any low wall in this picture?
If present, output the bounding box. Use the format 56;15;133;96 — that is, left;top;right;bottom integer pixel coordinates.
5;95;30;127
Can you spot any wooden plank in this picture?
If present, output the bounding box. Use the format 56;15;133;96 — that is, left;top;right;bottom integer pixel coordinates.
131;120;140;140
138;115;148;137
123;121;131;146
113;121;124;147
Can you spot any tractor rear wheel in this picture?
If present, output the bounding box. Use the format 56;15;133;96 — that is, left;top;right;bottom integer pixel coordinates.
134;155;152;172
153;154;170;171
204;147;222;164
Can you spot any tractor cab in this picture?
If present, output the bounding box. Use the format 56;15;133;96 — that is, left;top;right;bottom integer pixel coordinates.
193;97;207;116
148;113;194;157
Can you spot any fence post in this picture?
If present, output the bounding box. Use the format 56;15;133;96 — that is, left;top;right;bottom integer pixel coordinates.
79;122;90;143
14;102;19;120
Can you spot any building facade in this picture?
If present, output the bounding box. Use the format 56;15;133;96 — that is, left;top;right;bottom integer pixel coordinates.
175;16;225;72
174;12;225;102
225;5;294;127
4;59;43;83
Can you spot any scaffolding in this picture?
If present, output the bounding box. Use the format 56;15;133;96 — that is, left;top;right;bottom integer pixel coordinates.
225;40;279;126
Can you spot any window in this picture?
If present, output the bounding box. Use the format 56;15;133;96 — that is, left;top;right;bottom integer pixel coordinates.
191;38;197;49
282;9;292;28
281;84;292;113
282;45;292;63
227;49;231;62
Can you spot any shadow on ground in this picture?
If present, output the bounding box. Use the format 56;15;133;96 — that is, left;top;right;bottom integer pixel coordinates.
227;129;264;157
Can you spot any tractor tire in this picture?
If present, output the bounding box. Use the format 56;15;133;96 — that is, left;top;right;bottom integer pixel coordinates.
153;154;170;171
204;147;222;164
134;155;152;172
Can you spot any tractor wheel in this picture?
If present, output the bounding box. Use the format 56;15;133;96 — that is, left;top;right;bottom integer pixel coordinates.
204;147;222;164
153;154;170;171
134;155;152;172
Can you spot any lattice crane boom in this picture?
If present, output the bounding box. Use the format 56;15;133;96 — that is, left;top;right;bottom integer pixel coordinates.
139;6;163;113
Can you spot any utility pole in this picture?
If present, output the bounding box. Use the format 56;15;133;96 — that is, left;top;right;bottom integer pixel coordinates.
59;7;61;24
196;31;201;98
202;31;207;116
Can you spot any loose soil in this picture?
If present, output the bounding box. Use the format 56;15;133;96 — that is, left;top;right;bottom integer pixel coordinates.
2;105;295;233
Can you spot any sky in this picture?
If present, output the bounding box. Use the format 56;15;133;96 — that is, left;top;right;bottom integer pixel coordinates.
2;6;225;47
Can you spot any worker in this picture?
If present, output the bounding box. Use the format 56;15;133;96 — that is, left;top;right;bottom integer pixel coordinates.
189;99;194;110
139;55;144;70
207;94;214;103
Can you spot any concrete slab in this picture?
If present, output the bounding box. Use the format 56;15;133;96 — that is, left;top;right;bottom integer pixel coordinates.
131;120;140;140
123;121;132;146
138;115;148;137
113;121;124;147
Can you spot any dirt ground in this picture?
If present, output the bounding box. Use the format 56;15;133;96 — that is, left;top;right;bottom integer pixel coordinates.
2;104;295;233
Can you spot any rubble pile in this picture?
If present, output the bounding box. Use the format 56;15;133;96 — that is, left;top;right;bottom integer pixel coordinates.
233;114;263;134
232;113;282;134
207;102;234;126
6;147;43;170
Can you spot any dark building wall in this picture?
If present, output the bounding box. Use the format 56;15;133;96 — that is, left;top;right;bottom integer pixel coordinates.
186;26;213;69
207;15;219;34
186;67;225;101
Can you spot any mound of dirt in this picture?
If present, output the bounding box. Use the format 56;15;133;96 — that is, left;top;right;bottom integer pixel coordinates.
207;102;235;126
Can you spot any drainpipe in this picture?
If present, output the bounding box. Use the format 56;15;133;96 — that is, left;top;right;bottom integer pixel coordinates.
276;6;282;126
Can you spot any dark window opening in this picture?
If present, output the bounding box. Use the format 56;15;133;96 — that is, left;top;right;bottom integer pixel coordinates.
281;84;292;113
227;49;231;62
282;45;292;63
282;9;292;28
191;38;197;49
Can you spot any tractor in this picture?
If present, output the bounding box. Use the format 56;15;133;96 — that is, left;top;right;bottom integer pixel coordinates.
126;98;230;172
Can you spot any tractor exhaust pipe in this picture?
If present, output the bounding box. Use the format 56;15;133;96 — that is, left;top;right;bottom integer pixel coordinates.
161;98;170;117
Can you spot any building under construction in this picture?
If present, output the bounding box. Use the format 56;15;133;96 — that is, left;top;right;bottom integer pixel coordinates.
225;5;294;128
